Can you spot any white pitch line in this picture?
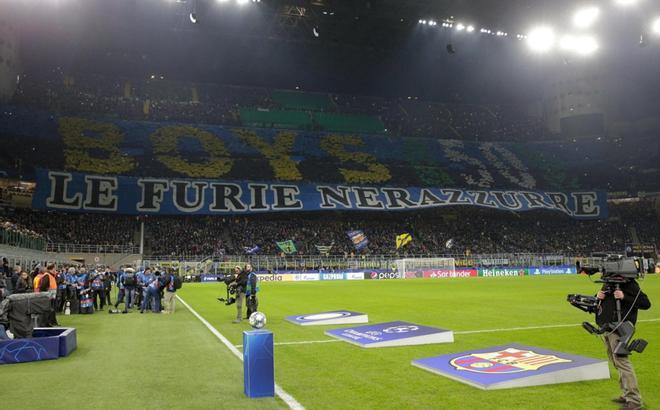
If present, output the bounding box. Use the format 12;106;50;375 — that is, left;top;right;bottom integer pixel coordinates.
176;295;305;410
455;318;660;335
233;318;660;348
235;339;341;348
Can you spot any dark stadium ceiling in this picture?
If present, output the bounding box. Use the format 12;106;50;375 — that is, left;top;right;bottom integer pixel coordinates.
174;0;578;46
15;0;581;48
14;0;660;102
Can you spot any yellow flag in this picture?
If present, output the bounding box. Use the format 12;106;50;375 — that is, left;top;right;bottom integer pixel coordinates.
396;233;412;249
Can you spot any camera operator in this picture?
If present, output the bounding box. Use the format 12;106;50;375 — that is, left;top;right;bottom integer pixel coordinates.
230;266;246;323
596;277;651;409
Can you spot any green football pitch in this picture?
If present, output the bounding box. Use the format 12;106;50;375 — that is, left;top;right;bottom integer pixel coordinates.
1;275;659;409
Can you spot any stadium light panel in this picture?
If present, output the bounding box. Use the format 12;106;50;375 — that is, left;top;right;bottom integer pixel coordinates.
466;25;475;32
560;34;599;55
573;6;600;29
653;18;660;35
527;26;556;53
456;23;465;31
614;0;637;5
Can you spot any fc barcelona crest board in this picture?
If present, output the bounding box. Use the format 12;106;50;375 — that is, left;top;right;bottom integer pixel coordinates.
412;344;609;390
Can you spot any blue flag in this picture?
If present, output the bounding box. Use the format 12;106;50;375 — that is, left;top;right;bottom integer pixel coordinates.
243;245;260;255
347;230;369;250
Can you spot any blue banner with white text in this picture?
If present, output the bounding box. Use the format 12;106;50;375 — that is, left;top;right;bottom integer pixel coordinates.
32;169;608;219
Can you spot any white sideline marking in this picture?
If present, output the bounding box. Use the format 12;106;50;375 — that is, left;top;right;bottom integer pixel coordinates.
233;318;660;348
176;295;305;410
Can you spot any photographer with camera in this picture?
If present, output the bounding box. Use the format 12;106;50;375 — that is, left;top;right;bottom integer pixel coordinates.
231;266;246;323
596;277;651;409
226;265;257;322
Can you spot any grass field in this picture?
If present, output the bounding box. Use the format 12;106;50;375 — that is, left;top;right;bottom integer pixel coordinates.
2;275;659;409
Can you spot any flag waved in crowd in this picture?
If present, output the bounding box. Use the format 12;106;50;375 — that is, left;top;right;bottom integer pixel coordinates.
275;240;297;255
396;233;412;250
347;230;369;251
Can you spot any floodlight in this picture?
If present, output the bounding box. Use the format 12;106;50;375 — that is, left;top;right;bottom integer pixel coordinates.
560;34;599;55
456;23;465;31
614;0;637;5
573;6;600;29
653;17;660;35
527;26;556;53
236;0;249;5
466;25;475;32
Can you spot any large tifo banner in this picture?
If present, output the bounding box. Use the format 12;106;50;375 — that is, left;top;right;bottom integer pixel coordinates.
33;170;608;219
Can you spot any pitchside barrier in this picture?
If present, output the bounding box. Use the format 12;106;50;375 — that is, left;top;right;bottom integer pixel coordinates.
195;265;578;283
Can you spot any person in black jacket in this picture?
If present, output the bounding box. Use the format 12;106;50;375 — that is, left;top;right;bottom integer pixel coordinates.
596;278;651;410
231;266;248;324
244;264;259;320
14;271;31;294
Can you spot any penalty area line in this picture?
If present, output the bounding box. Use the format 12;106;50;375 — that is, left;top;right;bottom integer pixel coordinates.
176;295;305;410
232;318;660;348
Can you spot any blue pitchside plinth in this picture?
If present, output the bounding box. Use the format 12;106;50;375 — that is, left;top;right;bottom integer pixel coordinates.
243;330;275;398
325;321;454;348
285;310;369;326
412;343;609;390
0;327;77;365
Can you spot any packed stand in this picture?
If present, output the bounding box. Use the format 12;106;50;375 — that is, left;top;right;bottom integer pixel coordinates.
1;201;656;258
142;201;658;257
146;216;227;257
4;209;137;247
9;71;548;141
1;217;44;240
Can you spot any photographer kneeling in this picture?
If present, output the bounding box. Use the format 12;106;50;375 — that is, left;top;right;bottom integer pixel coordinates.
596;277;651;409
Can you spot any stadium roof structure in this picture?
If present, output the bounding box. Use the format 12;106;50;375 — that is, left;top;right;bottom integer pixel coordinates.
11;0;660;102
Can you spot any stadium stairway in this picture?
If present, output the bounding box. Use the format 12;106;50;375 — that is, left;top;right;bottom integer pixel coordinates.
628;227;640;244
222;225;234;251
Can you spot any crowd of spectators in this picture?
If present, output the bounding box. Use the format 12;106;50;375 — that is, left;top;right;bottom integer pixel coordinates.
4;209;136;246
225;203;656;257
146;216;226;257
10;71;547;141
1;217;44;240
3;201;657;257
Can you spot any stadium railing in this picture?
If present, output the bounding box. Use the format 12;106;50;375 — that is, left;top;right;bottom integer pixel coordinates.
1;245;70;271
142;253;575;274
46;243;140;254
1;228;47;251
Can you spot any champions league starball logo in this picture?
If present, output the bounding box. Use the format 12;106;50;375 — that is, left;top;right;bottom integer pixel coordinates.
297;312;352;321
383;325;419;334
450;348;572;374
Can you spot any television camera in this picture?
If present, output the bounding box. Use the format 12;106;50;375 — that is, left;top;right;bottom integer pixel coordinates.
567;254;652;356
216;273;237;306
